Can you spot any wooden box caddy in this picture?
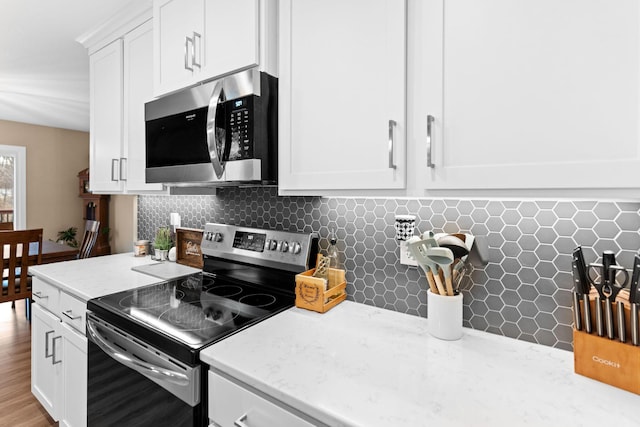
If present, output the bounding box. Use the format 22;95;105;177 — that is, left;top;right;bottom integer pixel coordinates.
175;227;203;269
573;295;640;394
295;266;347;313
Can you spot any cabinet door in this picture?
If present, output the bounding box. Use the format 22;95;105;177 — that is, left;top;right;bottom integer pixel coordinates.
419;0;640;190
154;0;204;96
31;304;62;421
209;372;315;427
123;20;165;193
89;40;124;193
59;323;88;427
202;0;259;80
278;0;406;192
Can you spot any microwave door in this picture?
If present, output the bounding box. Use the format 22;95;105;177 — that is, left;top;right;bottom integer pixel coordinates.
206;81;228;179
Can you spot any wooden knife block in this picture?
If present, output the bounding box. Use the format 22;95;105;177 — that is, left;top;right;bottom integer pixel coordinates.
573;294;640;394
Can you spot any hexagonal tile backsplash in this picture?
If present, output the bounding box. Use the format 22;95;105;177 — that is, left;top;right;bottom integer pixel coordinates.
138;189;640;351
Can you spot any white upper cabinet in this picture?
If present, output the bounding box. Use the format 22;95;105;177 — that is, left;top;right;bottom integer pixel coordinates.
153;0;269;96
153;0;205;95
416;0;640;191
123;21;164;192
278;0;407;194
87;15;166;194
89;40;124;193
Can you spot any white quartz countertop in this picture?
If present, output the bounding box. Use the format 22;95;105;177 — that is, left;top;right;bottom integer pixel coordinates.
200;300;640;427
30;253;164;302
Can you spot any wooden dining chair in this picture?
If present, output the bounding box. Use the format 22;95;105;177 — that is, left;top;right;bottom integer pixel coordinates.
0;228;43;320
78;220;100;259
0;222;14;231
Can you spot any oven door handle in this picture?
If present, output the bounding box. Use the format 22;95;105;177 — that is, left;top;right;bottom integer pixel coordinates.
87;318;190;386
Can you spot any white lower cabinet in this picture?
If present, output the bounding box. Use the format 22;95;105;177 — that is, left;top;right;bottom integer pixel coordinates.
208;371;315;427
31;277;87;427
60;323;88;427
32;304;62;419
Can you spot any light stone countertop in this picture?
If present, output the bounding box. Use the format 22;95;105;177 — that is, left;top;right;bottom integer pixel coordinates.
200;300;640;427
30;253;163;302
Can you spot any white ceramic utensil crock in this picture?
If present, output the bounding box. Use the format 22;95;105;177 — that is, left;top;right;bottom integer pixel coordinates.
427;290;463;340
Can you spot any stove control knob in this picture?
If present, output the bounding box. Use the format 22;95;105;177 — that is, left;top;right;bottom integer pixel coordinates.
213;232;223;242
290;242;302;254
270;239;278;251
280;241;289;252
265;239;272;250
205;232;212;241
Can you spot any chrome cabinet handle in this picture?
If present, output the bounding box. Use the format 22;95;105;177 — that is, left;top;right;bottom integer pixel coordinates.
233;414;249;427
119;157;127;181
45;330;54;358
192;32;201;68
52;336;62;365
388;119;397;170
62;310;81;321
427;115;435;168
184;36;194;71
33;291;48;299
111;159;119;182
87;318;189;386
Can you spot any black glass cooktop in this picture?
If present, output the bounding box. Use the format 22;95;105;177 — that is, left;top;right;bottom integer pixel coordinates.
88;272;294;351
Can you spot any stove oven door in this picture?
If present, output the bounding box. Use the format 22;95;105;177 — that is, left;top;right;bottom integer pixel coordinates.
86;313;205;427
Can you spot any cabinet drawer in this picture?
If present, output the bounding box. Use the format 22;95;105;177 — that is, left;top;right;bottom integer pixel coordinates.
59;291;86;334
32;277;60;314
208;371;315;427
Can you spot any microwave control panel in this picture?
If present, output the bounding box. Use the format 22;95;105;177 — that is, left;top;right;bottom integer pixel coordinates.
227;96;254;161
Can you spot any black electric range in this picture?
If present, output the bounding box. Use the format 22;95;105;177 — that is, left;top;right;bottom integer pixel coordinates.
86;223;318;427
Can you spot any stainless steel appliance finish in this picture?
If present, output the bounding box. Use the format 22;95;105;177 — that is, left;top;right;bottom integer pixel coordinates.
145;68;278;187
86;314;200;406
87;223;317;427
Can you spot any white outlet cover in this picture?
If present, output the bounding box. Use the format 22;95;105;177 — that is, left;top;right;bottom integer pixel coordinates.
399;240;418;267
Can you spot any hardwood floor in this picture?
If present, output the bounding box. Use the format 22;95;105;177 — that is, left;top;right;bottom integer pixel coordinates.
0;300;57;427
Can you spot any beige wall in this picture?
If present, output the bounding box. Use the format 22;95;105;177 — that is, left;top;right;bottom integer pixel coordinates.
0;119;136;252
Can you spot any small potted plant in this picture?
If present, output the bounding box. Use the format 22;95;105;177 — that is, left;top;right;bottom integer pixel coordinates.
153;226;172;261
57;227;78;248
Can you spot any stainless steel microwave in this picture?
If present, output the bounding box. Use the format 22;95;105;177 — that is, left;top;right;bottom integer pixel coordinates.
144;68;277;187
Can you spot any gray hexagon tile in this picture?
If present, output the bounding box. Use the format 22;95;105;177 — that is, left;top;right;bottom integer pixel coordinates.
138;189;640;351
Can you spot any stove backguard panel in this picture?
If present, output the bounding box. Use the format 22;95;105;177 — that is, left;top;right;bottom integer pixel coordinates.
138;188;640;351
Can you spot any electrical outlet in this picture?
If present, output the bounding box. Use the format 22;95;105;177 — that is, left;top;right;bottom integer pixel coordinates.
399;240;418;266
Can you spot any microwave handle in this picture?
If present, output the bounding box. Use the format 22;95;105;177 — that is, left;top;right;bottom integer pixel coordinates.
206;80;227;179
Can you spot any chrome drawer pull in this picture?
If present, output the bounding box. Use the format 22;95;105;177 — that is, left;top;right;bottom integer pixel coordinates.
63;310;81;321
33;291;48;299
427;115;435;168
52;336;62;365
388;119;397;169
233;414;249;427
45;330;54;358
184;36;194;71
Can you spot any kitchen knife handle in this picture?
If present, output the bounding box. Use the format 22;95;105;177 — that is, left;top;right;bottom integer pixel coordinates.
573;292;582;331
605;299;615;340
632;303;639;346
617;301;626;343
427;115;435;168
595;297;604;337
582;294;592;334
